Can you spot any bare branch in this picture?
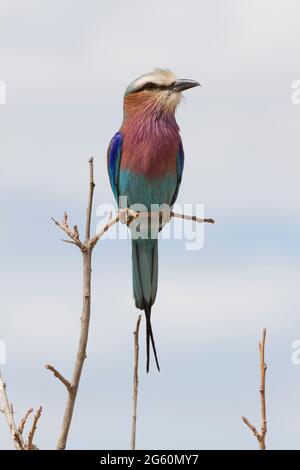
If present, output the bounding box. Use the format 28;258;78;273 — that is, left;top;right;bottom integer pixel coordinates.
259;328;267;440
45;364;73;394
61;239;77;245
242;328;268;450
85;157;95;242
89;208;214;249
90;214;119;249
18;408;33;435
27;406;42;450
89;208;138;249
130;315;142;450
242;416;259;438
171;211;215;224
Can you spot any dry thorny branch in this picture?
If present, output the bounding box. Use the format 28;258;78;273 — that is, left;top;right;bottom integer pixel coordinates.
1;157;214;450
242;328;268;450
0;373;42;450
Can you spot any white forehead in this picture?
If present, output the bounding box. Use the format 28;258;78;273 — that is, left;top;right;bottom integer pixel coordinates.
125;68;176;95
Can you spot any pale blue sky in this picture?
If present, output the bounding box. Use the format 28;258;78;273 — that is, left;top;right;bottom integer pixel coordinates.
0;0;300;449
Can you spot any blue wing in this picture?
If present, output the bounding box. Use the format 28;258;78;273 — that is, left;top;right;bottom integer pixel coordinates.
171;140;185;206
107;131;123;202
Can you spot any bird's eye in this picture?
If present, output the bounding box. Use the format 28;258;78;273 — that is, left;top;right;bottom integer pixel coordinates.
144;82;158;91
132;82;171;94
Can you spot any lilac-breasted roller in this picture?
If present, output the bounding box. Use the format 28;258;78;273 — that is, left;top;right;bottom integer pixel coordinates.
107;69;200;372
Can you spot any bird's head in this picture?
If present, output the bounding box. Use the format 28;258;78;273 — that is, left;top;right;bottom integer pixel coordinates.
123;69;200;118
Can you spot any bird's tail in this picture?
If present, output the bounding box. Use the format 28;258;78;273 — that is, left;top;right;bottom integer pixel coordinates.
132;239;160;372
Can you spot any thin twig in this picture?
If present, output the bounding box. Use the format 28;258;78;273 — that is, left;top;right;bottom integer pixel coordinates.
90;214;120;248
85;157;95;242
54;209;215;251
259;328;267;443
18;408;33;435
45;365;73;394
89;209;214;248
242;328;267;450
242;416;259;439
130;315;142;450
27;406;42;450
171;211;215;224
61;239;77;245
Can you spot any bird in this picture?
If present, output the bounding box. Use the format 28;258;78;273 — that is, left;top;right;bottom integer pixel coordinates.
107;69;200;372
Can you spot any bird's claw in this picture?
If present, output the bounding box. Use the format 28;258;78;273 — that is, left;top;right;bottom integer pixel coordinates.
159;207;171;227
119;208;128;224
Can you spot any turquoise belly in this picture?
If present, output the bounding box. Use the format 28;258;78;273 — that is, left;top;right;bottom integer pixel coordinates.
118;170;177;210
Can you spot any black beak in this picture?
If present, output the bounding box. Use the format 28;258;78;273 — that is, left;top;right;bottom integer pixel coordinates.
171;79;200;92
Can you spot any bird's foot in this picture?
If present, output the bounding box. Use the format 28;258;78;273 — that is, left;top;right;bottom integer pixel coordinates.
159;206;171;227
119;208;128;224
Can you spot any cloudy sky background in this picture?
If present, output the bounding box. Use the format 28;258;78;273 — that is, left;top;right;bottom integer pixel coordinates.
0;0;300;449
